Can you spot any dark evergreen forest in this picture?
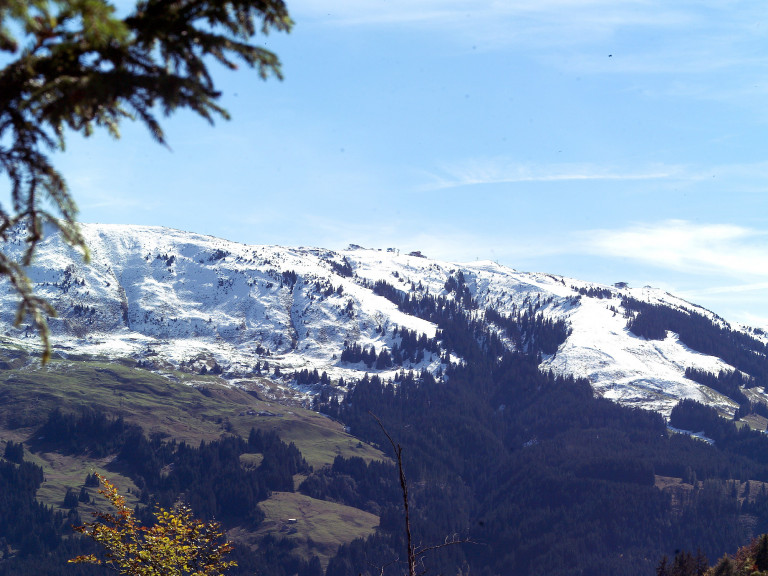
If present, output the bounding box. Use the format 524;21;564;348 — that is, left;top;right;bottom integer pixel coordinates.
4;277;768;574
0;409;319;576
315;277;768;575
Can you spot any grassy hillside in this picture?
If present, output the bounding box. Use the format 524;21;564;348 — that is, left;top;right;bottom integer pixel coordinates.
0;346;385;564
0;347;382;468
250;491;379;566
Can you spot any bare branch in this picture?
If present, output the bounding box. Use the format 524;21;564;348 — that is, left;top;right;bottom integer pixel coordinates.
370;410;416;576
415;534;475;558
368;555;401;576
369;412;477;576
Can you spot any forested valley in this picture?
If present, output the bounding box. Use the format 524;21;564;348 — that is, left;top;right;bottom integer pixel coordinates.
4;275;768;574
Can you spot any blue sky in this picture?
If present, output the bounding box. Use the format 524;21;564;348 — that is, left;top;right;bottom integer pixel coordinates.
49;1;768;326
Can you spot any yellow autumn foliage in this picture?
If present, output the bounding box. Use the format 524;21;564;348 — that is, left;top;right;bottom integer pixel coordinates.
70;474;236;576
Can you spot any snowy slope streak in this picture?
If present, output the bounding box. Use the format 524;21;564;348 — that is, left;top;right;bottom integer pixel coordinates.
1;223;764;417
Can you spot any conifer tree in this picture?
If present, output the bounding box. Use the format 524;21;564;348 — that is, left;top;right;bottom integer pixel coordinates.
0;0;292;361
710;555;735;576
756;534;768;572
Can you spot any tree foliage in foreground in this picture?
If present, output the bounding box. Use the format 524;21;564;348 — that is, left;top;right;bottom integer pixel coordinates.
70;474;236;576
0;0;291;360
660;534;768;576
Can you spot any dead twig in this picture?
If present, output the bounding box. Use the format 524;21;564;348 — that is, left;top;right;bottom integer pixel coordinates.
369;411;476;576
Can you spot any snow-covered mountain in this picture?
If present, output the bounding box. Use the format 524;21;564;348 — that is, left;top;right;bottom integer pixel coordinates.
2;222;765;417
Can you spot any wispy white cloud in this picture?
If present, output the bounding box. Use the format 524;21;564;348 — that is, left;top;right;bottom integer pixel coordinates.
683;282;768;296
728;310;768;329
684;162;768;187
675;285;768;328
422;160;680;191
291;0;768;83
66;173;152;215
292;0;690;32
423;159;768;193
580;220;768;278
290;0;761;44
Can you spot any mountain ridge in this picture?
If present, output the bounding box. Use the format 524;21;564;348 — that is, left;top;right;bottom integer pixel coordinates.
1;221;764;418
